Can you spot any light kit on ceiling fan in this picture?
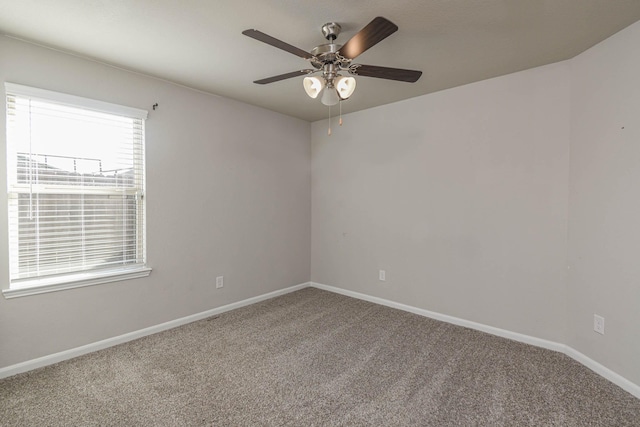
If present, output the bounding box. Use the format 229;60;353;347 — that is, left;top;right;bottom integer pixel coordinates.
303;76;324;99
335;76;356;99
321;85;340;106
304;75;356;106
243;16;422;132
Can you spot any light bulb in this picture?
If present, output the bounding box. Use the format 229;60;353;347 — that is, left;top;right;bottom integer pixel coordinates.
335;76;356;100
303;76;324;99
321;87;340;106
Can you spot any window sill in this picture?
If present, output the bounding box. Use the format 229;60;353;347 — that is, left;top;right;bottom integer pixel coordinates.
2;267;152;299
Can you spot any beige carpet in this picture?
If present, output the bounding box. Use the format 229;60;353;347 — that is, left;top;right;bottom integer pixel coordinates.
1;287;639;426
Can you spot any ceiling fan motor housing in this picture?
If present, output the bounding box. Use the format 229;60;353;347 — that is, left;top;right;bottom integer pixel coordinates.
310;43;343;67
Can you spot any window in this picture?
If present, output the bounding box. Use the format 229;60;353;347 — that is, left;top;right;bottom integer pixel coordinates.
4;83;150;297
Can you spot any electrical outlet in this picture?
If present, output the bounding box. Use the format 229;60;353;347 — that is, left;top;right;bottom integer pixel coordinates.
379;270;386;281
594;314;605;335
216;276;224;289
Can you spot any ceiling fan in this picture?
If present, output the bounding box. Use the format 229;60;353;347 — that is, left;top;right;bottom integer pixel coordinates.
242;17;422;106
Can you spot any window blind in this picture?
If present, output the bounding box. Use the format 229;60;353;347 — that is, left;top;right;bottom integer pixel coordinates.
5;84;147;287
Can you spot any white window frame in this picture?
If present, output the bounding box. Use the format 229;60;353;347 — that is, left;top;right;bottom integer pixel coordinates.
3;83;151;298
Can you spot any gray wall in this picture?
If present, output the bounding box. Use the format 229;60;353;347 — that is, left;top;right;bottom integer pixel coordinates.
568;22;640;385
311;19;640;387
3;19;640;389
311;62;571;344
0;36;311;368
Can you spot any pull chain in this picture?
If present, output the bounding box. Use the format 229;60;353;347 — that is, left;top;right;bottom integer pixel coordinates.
339;100;343;126
328;105;332;135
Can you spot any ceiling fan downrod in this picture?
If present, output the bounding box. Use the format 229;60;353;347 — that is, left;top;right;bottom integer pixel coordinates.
321;22;341;41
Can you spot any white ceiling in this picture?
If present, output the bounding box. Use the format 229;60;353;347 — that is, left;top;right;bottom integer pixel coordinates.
2;0;640;122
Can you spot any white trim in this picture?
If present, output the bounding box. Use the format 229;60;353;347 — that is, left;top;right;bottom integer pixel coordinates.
564;346;640;399
3;267;153;299
0;282;310;379
310;282;640;399
2;280;638;400
310;283;564;352
4;82;148;119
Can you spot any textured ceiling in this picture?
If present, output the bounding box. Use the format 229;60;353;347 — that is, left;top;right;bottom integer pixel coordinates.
1;0;640;122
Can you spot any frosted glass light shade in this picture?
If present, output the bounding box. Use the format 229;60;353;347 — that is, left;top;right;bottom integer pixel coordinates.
335;76;356;99
303;76;324;99
321;87;340;106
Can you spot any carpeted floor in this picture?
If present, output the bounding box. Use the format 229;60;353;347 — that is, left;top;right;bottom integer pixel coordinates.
1;287;639;426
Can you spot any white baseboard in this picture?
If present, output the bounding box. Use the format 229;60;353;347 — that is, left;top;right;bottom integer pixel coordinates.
3;280;638;400
564;346;640;399
0;282;310;380
310;282;640;399
310;283;566;352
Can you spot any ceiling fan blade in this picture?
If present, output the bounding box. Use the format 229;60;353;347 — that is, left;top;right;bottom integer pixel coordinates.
254;70;315;84
243;29;312;59
349;64;422;82
338;17;398;60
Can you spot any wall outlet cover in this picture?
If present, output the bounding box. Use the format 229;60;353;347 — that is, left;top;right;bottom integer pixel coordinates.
594;314;605;335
